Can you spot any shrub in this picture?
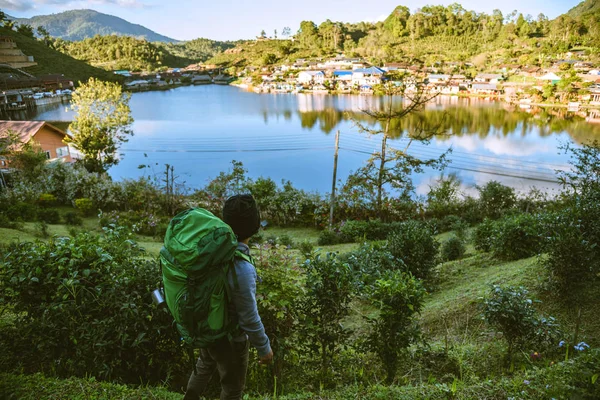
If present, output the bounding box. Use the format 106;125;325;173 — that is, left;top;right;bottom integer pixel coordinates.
365;270;425;384
387;221;440;283
298;240;314;256
37;193;57;207
0;226;186;384
490;213;544;261
74;198;95;216
37;209;61;224
441;236;466;262
0;213;22;230
318;229;339;245
473;218;495;252
63;211;83;226
477;181;516;220
35;221;49;238
481;285;560;359
2;201;37;221
343;243;398;292
301;253;354;375
278;233;294;247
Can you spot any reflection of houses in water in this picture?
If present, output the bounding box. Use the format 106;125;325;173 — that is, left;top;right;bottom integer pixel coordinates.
587;109;600;124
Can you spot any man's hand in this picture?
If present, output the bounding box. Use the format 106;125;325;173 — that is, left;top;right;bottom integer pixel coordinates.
259;349;273;365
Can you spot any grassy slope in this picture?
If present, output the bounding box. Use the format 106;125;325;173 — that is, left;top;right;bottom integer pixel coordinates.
0;27;119;84
1;220;599;398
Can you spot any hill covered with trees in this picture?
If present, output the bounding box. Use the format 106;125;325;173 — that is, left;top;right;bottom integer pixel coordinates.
13;9;176;43
206;1;600;69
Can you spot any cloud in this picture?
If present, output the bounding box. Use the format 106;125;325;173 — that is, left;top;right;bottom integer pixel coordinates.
0;0;33;11
1;0;146;11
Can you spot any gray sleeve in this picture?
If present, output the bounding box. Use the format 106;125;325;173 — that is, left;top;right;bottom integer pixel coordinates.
230;261;271;357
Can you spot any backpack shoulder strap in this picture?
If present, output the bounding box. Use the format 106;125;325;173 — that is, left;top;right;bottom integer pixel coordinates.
234;249;254;265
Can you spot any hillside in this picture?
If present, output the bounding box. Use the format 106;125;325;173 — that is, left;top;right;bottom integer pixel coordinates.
0;26;118;84
13;9;176;43
567;0;600;17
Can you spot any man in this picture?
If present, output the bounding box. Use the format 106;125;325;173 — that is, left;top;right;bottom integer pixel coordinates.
184;194;273;400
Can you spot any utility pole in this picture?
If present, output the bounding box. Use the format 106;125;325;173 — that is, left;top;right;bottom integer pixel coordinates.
329;130;340;228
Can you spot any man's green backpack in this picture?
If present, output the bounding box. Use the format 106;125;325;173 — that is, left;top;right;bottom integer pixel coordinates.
159;208;252;350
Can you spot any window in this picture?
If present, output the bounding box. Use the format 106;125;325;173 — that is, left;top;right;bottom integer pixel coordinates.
56;146;69;158
45;151;51;160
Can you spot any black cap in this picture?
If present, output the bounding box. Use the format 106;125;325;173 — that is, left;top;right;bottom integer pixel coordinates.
223;194;260;241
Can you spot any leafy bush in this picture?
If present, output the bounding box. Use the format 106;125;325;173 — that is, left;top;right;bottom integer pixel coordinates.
473;218;495;252
278;233;294;247
477;181;516;220
441;236;466;261
37;208;61;224
387;220;440;283
74;197;95;216
365;271;425;383
38;193;57;207
0;213;22;229
490;213;544;261
99;210;168;237
2;201;37;221
301;253;354;377
63;211;83;226
482;285;560;358
343;242;398;292
298;240;314;256
318;229;339;245
0;226;185;384
252;245;304;391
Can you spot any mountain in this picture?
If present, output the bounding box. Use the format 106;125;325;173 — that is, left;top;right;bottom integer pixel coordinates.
567;0;600;17
0;26;118;84
13;9;176;43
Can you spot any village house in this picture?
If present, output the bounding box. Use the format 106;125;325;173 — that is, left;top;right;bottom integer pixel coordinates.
382;63;410;72
191;75;211;84
333;70;353;90
538;72;561;84
0;121;74;168
297;71;325;85
522;67;543;77
352;67;385;87
590;87;600;106
474;73;503;84
125;80;150;89
427;74;451;84
39;74;74;91
471;83;502;95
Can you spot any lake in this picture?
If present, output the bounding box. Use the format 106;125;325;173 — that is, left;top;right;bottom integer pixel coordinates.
22;85;600;197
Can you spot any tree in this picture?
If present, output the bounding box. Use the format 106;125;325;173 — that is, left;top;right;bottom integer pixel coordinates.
274;29;277;39
347;73;449;219
260;29;267;38
282;26;291;38
383;5;410;37
67;78;134;174
298;21;320;48
16;23;34;38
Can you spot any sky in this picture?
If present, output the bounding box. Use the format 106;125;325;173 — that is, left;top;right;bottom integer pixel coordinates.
2;0;583;41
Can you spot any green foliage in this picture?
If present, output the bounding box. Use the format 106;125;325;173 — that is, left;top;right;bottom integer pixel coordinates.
54;35;191;71
252;245;304;391
344;242;398;291
365;270;425;383
425;173;463;219
301;253;354;376
472;218;495;252
441;236;466;262
298;240;314;256
477;181;517;220
99;210;167;237
63;211;83;226
36;208;61;224
68;78;133;174
0;226;185;384
387;221;440;283
491;213;544;261
37;193;57;207
482;285;560;357
318;229;339;245
74;197;95;216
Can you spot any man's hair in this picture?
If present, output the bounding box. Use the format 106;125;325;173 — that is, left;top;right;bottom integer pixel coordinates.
222;194;261;241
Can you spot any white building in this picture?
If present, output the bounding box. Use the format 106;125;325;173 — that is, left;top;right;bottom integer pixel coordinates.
474;73;503;84
352;67;385;87
297;71;325;84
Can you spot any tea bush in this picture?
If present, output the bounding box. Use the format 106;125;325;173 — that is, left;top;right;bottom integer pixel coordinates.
473;218;495;252
63;211;83;226
490;213;544;261
298;240;314;256
301;253;354;379
387;220;440;283
74;197;95;216
343;243;398;292
37;193;57;207
317;229;339;245
37;208;61;224
0;226;186;384
477;181;516;220
482;285;560;358
364;270;425;383
441;236;466;262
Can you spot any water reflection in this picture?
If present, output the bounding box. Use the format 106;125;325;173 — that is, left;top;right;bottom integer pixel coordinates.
17;86;600;194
